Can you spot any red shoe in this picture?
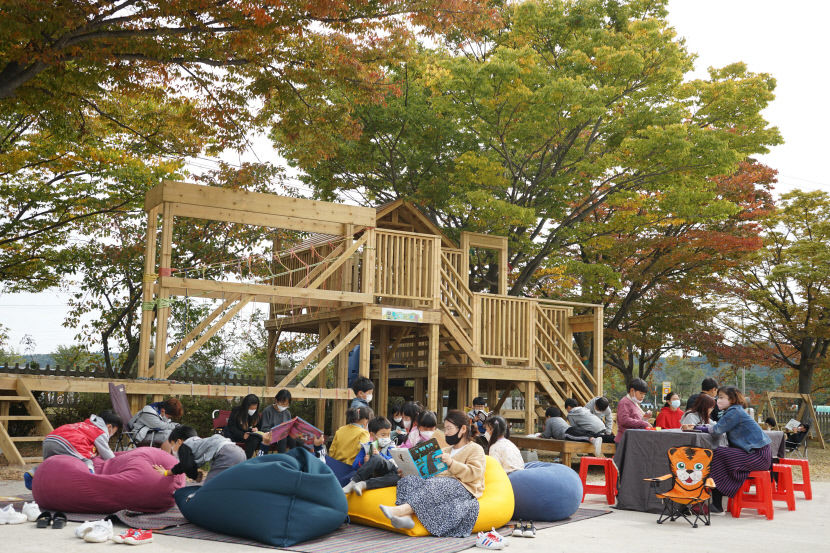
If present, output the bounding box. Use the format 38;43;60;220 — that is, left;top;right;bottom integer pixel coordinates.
124;529;153;545
112;528;137;543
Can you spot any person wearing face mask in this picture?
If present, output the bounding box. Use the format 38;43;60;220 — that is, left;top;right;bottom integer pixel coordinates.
467;396;489;435
483;415;524;473
379;410;486;537
695;386;771;514
615;378;653;443
222;393;263;459
154;425;245;484
350;376;375;409
390;402;408;444
343;417;400;495
402;411;447;448
260;389;295;453
654;392;684;429
398;401;424;446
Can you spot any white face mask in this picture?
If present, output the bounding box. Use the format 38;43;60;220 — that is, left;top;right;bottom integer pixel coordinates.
364;394;373;403
420;430;434;440
394;417;403;423
484;431;491;441
403;419;411;429
247;408;257;416
670;400;681;409
717;398;731;411
277;405;288;412
631;394;642;404
376;437;392;448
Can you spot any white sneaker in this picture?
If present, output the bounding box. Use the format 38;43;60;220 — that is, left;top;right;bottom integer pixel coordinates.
21;501;40;522
83;519;114;543
591;437;603;457
0;505;27;524
75;519;98;538
476;531;505;549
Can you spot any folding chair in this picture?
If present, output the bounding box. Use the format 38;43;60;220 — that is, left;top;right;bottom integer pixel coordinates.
645;446;715;528
784;424;810;459
212;409;231;434
108;383;159;450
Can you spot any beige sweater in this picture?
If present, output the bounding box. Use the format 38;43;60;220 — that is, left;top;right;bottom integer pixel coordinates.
436;442;486;498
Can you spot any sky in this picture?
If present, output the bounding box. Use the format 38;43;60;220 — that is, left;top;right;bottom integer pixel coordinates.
3;1;830;355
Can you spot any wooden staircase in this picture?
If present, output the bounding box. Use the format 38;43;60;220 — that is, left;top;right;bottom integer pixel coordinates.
0;379;52;465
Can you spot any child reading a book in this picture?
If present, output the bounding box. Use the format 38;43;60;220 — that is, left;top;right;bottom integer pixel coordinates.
42;411;122;472
467;397;488;435
329;406;372;465
154;425;246;484
402;410;441;448
343;416;399;495
260;389;294;453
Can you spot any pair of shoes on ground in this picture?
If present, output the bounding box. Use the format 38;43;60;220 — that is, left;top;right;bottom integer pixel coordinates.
476;527;510;549
342;480;367;496
76;519;153;545
511;520;536;538
34;510;67;529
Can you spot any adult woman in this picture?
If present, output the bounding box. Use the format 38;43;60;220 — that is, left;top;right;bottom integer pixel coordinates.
379;410;485;537
223;394;263;459
484;415;524;473
680;393;716;427
696;386;771;513
615;378;653;442
654;392;683;429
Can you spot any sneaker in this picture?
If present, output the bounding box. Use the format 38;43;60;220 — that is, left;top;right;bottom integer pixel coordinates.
75;519;98;538
0;505;27;524
487;527;509;546
83;519;114;543
124;529;154;545
476;532;505;550
522;521;537;538
591;437;603;457
113;529;138;544
21;501;40;522
511;521;525;537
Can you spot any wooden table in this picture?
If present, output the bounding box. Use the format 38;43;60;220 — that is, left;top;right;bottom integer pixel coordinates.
509;435;616;466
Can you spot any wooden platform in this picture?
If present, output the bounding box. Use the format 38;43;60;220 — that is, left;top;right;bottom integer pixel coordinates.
509;435;616;466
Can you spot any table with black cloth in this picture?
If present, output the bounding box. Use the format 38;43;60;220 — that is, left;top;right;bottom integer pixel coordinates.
613;429;785;513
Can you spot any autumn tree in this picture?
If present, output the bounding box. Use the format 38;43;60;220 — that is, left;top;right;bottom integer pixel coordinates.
716;189;830;395
274;0;781;297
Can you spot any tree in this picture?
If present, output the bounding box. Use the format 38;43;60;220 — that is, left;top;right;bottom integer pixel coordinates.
716;190;830;395
275;0;781;297
52;344;92;370
1;0;491;292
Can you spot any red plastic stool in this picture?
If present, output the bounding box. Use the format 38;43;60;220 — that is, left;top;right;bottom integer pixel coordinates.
728;470;774;520
770;464;796;511
578;456;618;505
778;458;812;500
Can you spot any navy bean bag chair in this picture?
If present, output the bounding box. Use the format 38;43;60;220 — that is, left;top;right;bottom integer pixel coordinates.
175;447;347;547
324;455;356;486
508;462;582;521
33;448;185;513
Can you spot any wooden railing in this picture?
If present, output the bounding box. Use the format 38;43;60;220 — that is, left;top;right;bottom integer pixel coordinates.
475;294;532;362
374;229;440;307
534;302;596;403
440;252;475;341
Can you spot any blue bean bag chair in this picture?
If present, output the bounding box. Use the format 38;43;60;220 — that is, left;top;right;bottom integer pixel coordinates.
508;462;582;521
324;455;357;486
175;448;347;547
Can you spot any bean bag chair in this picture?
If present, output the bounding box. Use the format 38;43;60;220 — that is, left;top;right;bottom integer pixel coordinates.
32;448;185;513
175;447;347;547
324;455;357;486
347;455;514;536
508;462;582;521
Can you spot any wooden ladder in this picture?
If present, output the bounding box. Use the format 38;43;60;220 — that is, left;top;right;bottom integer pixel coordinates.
0;378;52;466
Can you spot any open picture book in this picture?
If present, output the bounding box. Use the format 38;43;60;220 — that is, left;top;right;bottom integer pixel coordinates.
268;416;323;443
784;419;801;432
390;438;448;479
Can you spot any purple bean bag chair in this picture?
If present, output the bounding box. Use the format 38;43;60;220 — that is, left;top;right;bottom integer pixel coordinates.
33;448;185;513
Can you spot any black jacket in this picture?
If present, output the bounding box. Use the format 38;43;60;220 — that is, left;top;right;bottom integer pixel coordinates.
222;407;261;442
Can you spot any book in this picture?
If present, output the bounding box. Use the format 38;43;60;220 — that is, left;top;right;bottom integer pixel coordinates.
390;438;448;479
268;416;323;443
784;419;801;432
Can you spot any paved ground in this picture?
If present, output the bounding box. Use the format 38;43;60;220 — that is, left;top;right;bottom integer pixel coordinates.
1;478;827;553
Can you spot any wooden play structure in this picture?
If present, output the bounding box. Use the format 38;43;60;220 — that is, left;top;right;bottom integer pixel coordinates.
0;180;603;464
761;391;826;449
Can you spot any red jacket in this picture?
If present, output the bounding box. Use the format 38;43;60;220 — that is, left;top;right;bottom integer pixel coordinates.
655;406;683;429
48;418;107;459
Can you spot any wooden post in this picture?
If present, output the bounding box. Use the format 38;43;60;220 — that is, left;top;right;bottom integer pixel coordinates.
456;378;468;410
414;378;424;405
343;224;354;293
378;326;390;418
363;228;376;298
467;378;479;409
316;323;328;432
592;306;604;396
137;209;159;379
432;236;442;310
333;321;349;429
427;323;439;413
265;329;278;388
499;243;508;296
486;381;498;410
153;203;174;380
359;319;372;378
525;381;536;434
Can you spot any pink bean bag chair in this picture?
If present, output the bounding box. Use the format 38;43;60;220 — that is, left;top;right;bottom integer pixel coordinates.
33;447;185;513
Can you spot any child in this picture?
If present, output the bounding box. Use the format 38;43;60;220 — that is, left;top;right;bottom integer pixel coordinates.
390;402;407;444
343;416;400;495
402;410;438;448
223;393;263;459
129;397;182;446
350;377;374;409
42;411;122;472
540;406;603;456
399;401;423;446
467;396;488;435
154;425;246;484
484;415;524;473
329;406;372;465
260;389;294;452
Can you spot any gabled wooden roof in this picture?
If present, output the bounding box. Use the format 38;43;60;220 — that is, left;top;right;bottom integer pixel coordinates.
375;199;457;249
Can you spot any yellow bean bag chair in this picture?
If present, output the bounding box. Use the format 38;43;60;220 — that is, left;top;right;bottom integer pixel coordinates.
347;455;514;536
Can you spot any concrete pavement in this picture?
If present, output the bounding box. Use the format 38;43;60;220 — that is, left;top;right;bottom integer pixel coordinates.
1;479;827;553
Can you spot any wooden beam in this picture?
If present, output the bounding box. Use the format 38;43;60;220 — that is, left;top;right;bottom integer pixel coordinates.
159;276;372;305
172;202;347;237
163;295;254;377
316;323;328;432
359;319;372;378
333;322;350;429
276;325;340;387
568;314;595;333
295;243;346;287
154;202;174;379
167;295;240;359
299;322;365;387
427;323;439;413
137;208;159;379
307;233;369;290
525;381;536;434
378;326;390;416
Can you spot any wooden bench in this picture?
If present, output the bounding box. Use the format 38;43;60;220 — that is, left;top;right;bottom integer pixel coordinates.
509;435;616;467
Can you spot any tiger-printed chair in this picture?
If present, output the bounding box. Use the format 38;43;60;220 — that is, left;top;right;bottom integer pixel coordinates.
644;447;715;528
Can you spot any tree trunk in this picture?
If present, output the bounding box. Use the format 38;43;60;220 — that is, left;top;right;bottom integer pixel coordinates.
797;364;814;395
